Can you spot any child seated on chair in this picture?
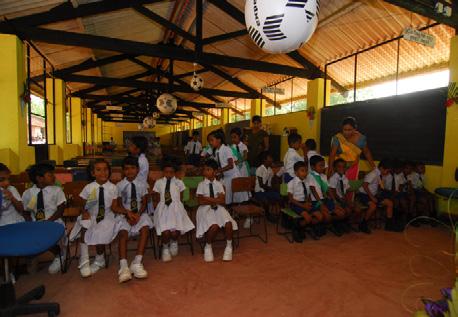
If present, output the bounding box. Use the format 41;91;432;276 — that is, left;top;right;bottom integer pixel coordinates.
152;161;194;262
288;161;321;241
356;159;400;232
115;156;153;283
196;159;237;262
255;152;281;222
283;133;306;183
307;155;346;237
230;127;250;177
408;162;436;224
69;158;124;278
22;163;67;274
392;160;409;226
0;163;24;227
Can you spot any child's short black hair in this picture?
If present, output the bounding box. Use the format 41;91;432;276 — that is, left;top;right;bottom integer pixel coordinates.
87;158;111;180
309;155;325;168
305;139;317;150
333;158;346;168
209;129;225;144
230;127;242;137
192;130;199;136
288;133;302;146
161;160;176;171
294;161;307;172
252;115;262;123
204;159;219;171
130;136;148;153
378;159;392;169
0;163;10;174
122;156;139;168
259;151;272;163
27;163;55;184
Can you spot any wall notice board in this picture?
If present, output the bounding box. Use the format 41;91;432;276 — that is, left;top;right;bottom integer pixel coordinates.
320;87;447;165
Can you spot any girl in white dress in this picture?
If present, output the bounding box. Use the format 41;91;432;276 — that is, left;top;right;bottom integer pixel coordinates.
152;162;194;262
69;159;123;278
208;130;249;205
115;156;153;283
196;159;237;262
230;127;250;177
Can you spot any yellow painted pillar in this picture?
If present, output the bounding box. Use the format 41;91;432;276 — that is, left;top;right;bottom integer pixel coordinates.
70;97;83;156
441;35;458;187
46;78;65;165
0;35;35;173
251;99;261;118
221;108;230;125
306;78;331;151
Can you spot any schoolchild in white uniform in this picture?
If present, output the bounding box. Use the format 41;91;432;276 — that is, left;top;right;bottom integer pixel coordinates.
304;139;327;171
230;127;250;177
115;156;153;283
152;162;194;262
0;163;24;227
184;130;203;166
196;159;237;262
128;135;150;184
283;133;306;183
69;159;123;278
208;129;249;205
22;163;67;273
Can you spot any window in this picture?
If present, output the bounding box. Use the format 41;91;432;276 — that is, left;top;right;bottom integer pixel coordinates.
208;108;221;126
229;99;251;123
28;94;47;144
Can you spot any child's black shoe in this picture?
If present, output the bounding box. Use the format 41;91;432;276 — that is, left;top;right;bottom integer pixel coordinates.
330;222;343;237
292;227;304;243
359;219;371;234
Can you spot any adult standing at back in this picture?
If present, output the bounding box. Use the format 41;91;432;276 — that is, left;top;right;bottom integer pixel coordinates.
327;117;376;181
247;115;269;175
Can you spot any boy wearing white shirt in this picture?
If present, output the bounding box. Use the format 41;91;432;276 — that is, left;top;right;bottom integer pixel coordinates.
255;152;281;222
305;139;327;170
184;130;202;166
283;133;306;183
0;163;24;227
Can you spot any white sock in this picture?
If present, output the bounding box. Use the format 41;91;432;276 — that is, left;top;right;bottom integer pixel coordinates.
120;259;128;269
80;243;89;260
95;254;104;263
133;255;143;264
205;243;212;248
226;240;232;247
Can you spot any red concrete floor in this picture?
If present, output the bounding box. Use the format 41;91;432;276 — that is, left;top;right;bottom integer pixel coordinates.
13;224;454;317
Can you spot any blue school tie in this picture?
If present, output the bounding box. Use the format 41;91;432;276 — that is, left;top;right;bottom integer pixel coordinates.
36;189;45;221
301;181;308;201
209;182;217;210
96;187;105;223
165;178;172;206
192;143;196;155
130;182;138;213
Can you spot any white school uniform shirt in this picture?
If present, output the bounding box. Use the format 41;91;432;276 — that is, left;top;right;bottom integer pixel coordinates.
232;142;248;158
152;177;185;203
0;186;24;226
201;145;214;158
382;174;394;191
137;153;149;184
287;176;309;202
215;144;238;178
283;148;304;177
80;181;118;219
306;171;328;201
408;172;424;189
359;168;382;196
307;150;328;170
116;178;148;210
329;173;350;199
255;164;273;193
22;185;66;221
394;173;407;192
185;140;202;155
196;178;225;200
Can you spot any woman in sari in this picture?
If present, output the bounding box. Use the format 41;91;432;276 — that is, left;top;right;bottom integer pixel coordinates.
327;117;376;181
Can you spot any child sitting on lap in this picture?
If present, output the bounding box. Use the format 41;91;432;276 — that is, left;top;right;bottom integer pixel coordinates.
22;163;67;274
152;162;194;262
196;159;237;262
115;156;153;283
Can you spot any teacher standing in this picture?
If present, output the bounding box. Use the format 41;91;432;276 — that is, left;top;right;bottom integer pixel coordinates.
327;117;376;180
247;115;269;175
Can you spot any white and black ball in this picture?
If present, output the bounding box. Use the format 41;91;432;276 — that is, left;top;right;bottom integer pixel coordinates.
190;74;204;91
142;116;156;129
245;0;320;54
156;93;177;115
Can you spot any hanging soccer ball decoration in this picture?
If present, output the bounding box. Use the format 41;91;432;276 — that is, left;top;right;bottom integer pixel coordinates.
152;112;160;119
245;0;320;54
190;74;204;91
142;116;156;129
156;93;177;115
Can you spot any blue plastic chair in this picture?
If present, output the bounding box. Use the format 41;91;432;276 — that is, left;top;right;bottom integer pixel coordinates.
0;222;64;316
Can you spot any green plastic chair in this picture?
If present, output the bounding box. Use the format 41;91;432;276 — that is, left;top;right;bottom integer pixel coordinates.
183;187;190;203
183;176;204;190
349;180;363;192
280;183;288;197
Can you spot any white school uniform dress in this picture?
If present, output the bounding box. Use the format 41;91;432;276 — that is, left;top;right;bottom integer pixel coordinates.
306;171;328;201
215;144;249;204
137;153;149;184
185;141;202;155
255;164;273;193
287;176;309;202
116;178;153;236
152;177;194;235
394;173;407;192
22;185;66;226
232;142;250;177
329;173;350;199
195;179;238;239
69;181;119;245
0;186;24;226
359;169;382;196
283;148;304;180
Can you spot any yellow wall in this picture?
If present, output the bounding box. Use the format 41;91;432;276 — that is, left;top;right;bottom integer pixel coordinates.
0;35;35;173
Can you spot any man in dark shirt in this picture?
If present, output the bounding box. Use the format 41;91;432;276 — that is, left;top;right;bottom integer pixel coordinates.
247;115;269;175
